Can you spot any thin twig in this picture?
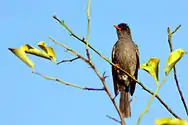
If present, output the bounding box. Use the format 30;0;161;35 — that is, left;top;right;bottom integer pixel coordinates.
32;71;105;91
86;0;90;49
171;25;181;35
49;36;88;63
103;71;109;80
137;77;167;125
138;80;179;118
167;25;188;115
84;87;105;91
106;115;121;124
52;17;180;118
49;36;125;125
53;15;106;60
57;57;79;64
32;71;85;89
85;0;91;64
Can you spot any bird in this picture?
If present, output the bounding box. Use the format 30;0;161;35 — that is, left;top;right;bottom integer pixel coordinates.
112;23;140;118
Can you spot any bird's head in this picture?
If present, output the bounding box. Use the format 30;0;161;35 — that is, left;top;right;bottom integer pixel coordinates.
114;23;131;39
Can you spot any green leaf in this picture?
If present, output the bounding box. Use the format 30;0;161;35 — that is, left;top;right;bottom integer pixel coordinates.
155;117;188;125
165;48;187;76
141;58;160;83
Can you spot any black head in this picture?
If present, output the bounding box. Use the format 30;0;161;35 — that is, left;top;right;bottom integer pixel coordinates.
114;23;131;38
114;23;131;34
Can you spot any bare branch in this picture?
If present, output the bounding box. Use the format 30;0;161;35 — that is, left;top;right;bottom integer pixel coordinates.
103;71;109;80
106;115;121;124
167;25;188;115
57;57;80;64
52;15;108;63
85;0;90;49
84;87;105;91
32;71;86;89
32;71;105;91
171;25;181;35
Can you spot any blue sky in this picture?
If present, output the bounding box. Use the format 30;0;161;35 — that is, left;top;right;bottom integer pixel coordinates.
1;0;188;125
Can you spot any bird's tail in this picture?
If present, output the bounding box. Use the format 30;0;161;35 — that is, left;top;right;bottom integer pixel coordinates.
120;91;131;118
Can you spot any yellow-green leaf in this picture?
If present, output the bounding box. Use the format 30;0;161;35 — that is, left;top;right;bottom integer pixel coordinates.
20;44;34;51
165;48;187;76
9;42;57;69
38;41;48;53
9;48;34;70
23;44;51;60
141;58;160;83
47;47;56;62
37;41;56;62
155;117;188;125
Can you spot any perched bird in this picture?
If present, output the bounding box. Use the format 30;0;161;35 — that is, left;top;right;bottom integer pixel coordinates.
112;23;139;118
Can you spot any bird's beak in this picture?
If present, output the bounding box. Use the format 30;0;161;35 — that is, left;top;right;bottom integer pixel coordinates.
113;25;121;30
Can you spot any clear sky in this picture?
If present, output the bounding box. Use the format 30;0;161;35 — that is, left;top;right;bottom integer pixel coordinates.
1;0;188;125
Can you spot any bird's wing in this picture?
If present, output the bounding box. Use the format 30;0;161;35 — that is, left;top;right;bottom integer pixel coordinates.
112;67;119;96
134;43;140;79
112;44;119;96
130;43;140;96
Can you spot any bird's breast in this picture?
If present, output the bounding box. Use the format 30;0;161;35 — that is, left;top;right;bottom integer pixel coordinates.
113;41;137;75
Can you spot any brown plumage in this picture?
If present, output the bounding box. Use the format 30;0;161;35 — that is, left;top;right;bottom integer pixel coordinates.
112;23;139;118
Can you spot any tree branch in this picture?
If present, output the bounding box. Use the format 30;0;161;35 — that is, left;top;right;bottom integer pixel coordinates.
32;71;104;91
49;36;126;125
106;115;121;124
85;0;90;49
57;57;80;64
167;25;188;115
